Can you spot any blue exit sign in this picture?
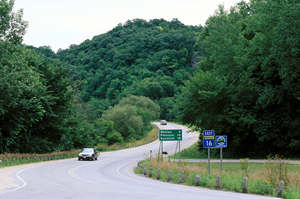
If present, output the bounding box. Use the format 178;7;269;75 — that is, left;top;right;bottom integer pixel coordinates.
203;138;215;148
203;130;215;137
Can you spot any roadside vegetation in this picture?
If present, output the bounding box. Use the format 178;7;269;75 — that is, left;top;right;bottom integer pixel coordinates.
177;0;300;158
0;150;79;168
170;142;209;159
96;125;159;151
136;157;300;199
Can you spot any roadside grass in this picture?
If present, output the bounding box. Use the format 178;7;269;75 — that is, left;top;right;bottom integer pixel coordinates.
171;142;206;159
136;158;300;199
169;142;220;159
96;125;158;152
0;150;79;168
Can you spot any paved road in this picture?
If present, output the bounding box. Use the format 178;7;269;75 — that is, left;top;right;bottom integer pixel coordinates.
0;122;277;199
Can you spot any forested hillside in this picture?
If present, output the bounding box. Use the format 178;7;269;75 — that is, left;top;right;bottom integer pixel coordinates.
56;19;202;120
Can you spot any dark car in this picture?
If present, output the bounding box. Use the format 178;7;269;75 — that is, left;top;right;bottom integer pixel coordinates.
78;148;98;161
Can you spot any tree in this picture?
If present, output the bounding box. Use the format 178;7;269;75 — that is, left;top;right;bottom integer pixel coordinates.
0;1;74;152
0;43;74;153
0;0;27;44
179;0;300;157
102;95;160;141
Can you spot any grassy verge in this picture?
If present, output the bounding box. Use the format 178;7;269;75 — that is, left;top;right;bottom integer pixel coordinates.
0;150;79;168
170;142;222;159
171;142;206;159
96;125;159;152
136;159;300;199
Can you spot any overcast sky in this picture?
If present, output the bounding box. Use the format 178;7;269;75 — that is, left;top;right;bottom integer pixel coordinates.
14;0;242;52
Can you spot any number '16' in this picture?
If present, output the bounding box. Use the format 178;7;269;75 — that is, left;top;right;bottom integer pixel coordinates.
206;140;213;146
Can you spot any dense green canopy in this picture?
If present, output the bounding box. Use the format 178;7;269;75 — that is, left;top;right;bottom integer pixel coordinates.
56;18;201;120
178;0;300;157
0;0;74;153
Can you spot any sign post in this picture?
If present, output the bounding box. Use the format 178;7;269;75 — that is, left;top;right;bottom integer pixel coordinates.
159;129;182;161
203;130;215;175
159;129;182;141
215;135;227;174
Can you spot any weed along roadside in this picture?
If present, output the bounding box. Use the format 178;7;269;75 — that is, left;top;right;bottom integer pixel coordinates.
96;125;159;152
135;158;300;199
0;150;79;168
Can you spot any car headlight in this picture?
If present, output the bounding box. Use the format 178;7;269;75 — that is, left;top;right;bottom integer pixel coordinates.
79;153;83;157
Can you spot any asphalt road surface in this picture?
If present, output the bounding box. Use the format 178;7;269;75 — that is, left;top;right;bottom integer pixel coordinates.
0;122;277;199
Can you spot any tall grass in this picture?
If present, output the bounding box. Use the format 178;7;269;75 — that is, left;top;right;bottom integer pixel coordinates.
0;150;79;168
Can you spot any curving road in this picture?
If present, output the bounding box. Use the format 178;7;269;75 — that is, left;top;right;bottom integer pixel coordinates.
0;122;277;199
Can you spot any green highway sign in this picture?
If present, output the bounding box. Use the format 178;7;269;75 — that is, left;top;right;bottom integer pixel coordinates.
159;129;182;141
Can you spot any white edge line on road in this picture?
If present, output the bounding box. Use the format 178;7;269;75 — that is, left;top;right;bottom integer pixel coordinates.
0;168;28;196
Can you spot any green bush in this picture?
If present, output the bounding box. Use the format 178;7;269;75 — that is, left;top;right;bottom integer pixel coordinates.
107;131;123;145
103;95;160;142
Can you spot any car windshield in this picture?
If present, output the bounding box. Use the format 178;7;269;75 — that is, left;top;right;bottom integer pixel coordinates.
81;148;93;153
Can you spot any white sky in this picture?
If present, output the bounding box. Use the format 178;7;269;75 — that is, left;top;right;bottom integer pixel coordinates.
14;0;242;52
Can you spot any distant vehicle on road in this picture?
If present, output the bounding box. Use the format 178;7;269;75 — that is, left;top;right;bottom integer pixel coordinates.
78;148;98;161
160;120;167;125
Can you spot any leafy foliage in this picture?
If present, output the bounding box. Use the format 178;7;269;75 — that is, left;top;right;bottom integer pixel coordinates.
0;42;74;153
0;0;27;44
103;95;160;142
0;0;75;153
57;19;201;120
178;0;300;157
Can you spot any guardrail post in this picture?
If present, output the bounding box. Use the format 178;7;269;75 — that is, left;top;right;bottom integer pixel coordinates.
167;171;172;182
277;181;284;198
216;176;221;189
179;170;184;184
242;177;248;193
195;174;200;186
149;167;152;178
157;168;160;180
